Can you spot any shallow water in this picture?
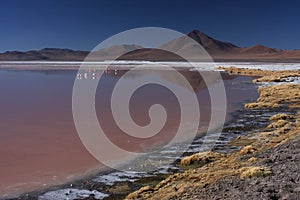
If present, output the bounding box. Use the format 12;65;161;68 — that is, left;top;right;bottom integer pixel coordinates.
0;68;258;198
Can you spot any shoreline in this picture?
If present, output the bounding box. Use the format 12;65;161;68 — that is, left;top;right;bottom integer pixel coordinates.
10;104;262;200
0;61;300;71
4;67;300;199
125;67;300;199
6;72;260;200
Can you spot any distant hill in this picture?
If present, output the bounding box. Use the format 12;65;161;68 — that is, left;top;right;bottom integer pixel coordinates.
89;44;142;60
240;45;277;54
1;30;300;62
0;48;88;61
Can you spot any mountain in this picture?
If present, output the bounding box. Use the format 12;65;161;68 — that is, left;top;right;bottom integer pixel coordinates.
0;48;88;61
1;30;300;61
240;45;277;54
116;30;241;61
186;30;239;52
89;44;142;60
0;45;144;61
157;30;300;61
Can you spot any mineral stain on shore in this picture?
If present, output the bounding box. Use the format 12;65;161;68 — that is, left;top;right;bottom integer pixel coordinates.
126;67;300;200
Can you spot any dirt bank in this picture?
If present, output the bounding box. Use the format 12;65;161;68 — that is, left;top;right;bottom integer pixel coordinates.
126;67;300;200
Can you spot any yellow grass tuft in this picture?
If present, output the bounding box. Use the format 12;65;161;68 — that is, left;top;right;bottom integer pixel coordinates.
267;120;289;129
180;151;223;166
240;145;256;155
247;157;257;163
125;186;153;199
244;102;279;109
269;113;294;121
240;166;272;179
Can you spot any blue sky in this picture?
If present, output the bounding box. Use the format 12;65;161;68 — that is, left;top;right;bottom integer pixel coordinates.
0;0;299;52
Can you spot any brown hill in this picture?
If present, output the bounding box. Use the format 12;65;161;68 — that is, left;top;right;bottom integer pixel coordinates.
89;44;142;60
0;48;88;61
240;45;277;54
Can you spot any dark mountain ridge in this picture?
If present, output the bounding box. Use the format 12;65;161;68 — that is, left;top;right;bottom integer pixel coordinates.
1;30;299;62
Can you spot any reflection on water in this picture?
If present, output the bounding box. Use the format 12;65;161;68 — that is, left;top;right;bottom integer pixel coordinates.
0;68;258;198
76;68;234;92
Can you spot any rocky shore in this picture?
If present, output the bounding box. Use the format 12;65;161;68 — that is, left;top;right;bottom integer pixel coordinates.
126;67;300;200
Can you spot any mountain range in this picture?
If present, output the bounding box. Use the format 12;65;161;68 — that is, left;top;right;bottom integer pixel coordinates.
1;30;300;62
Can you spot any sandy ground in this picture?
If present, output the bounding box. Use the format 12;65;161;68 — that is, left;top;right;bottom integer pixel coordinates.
125;67;300;200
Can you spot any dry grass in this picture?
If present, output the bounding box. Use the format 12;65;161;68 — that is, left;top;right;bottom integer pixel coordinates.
240;145;256;155
267;120;289;129
245;84;300;109
126;68;300;200
247;157;257;163
126;186;153;199
218;66;300;80
180;151;223;166
245;102;280;109
269;113;294;121
239;166;272;179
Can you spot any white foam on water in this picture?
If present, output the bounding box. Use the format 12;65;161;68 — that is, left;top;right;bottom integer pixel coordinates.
1;61;300;71
153;165;180;175
93;171;148;186
38;188;108;200
215;62;300;71
284;76;300;83
256;77;300;87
